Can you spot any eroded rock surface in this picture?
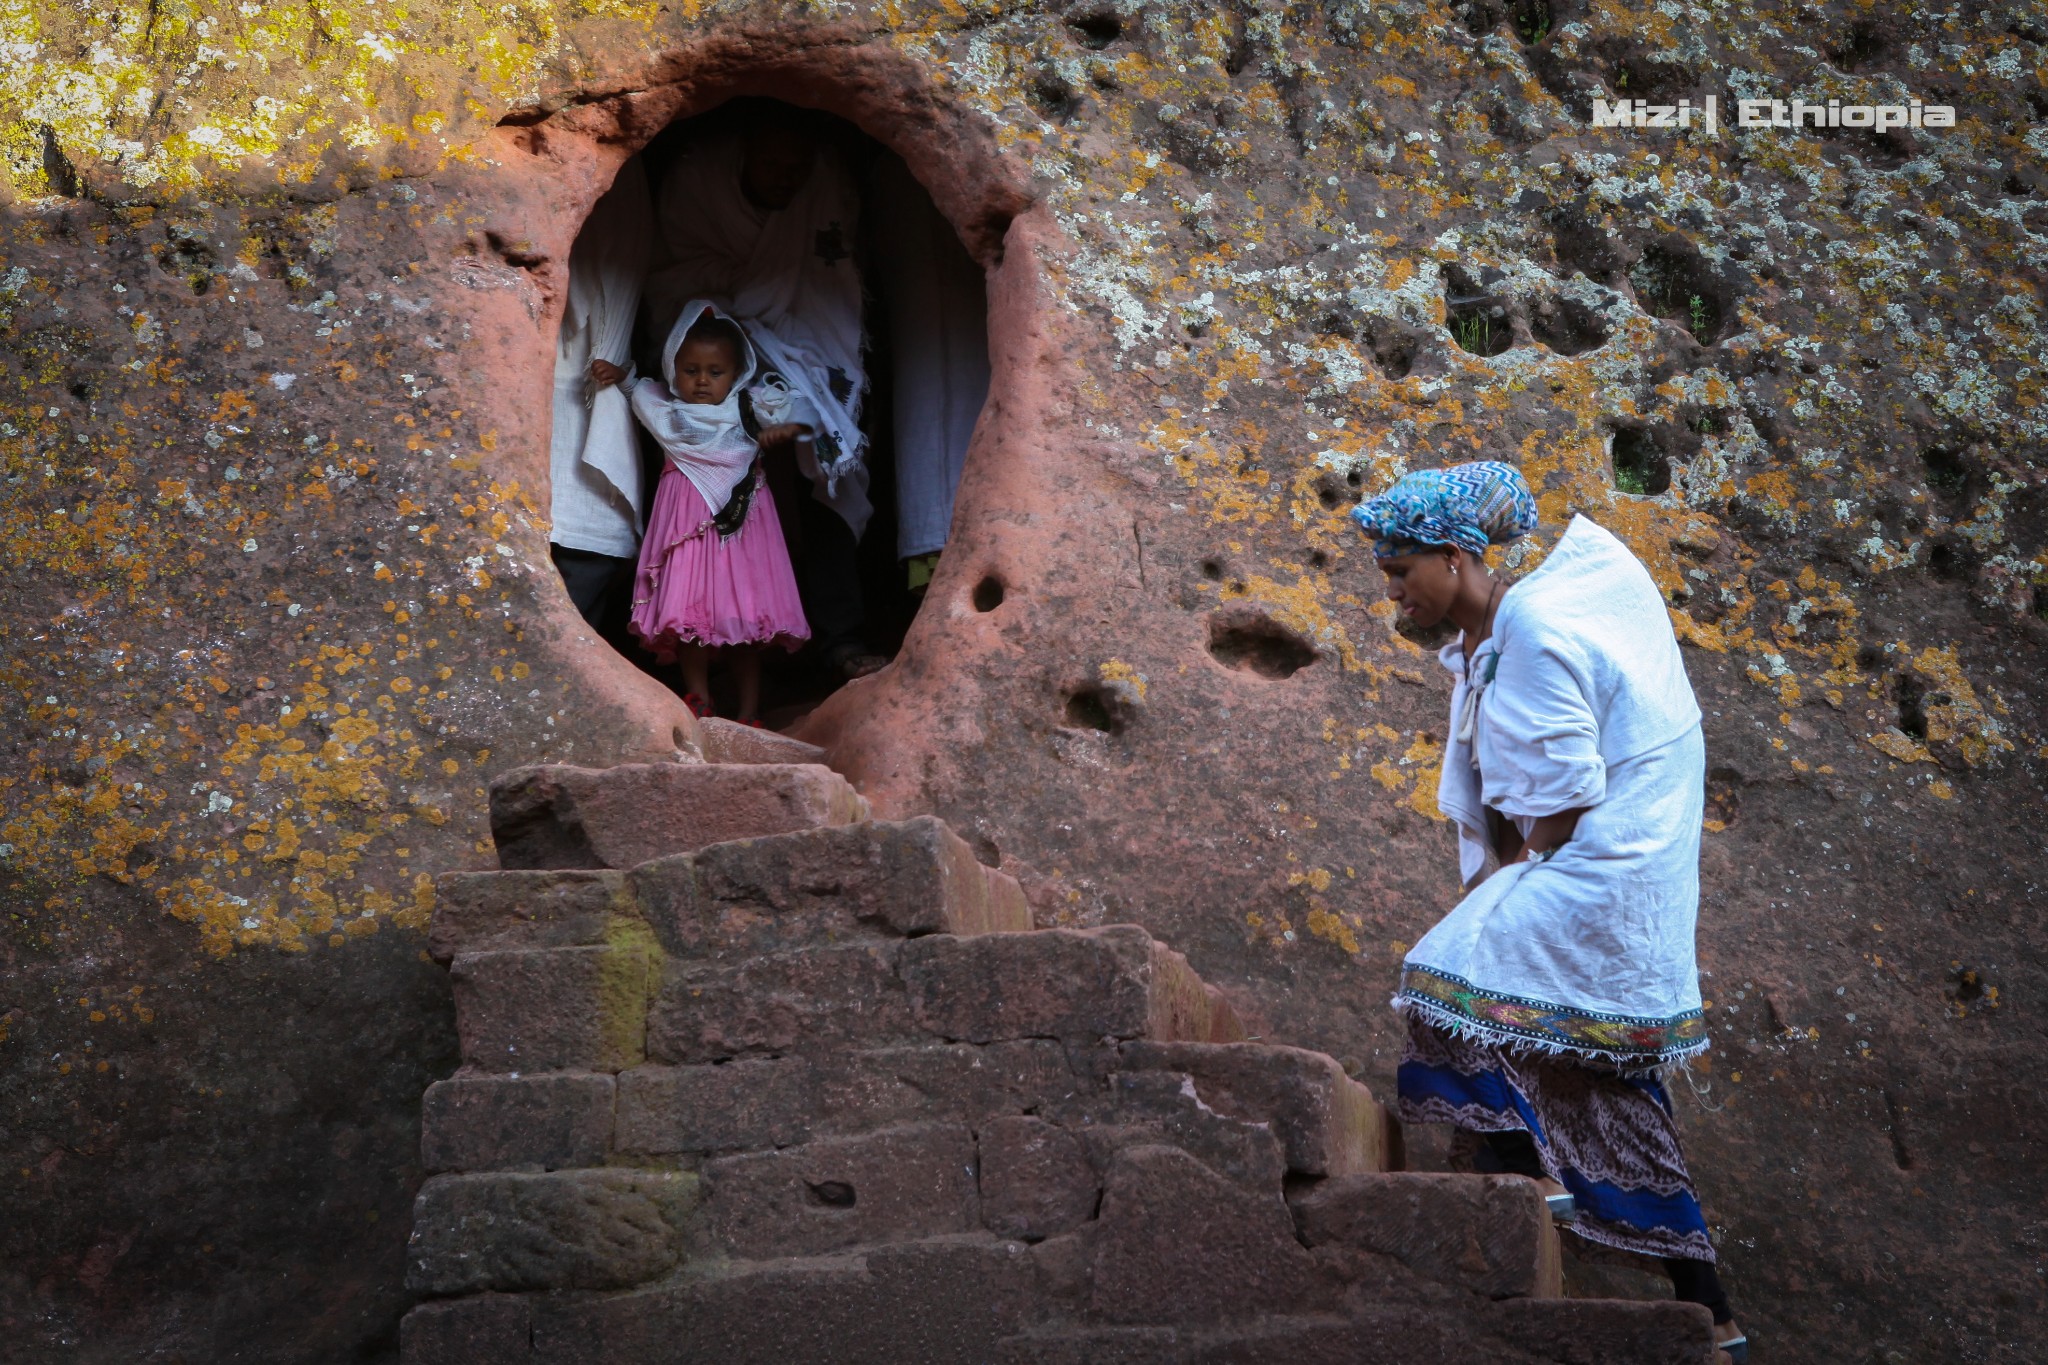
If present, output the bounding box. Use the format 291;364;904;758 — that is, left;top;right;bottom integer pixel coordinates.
1;2;2043;1360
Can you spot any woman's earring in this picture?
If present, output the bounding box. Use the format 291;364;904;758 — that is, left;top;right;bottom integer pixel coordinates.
1450;563;1460;577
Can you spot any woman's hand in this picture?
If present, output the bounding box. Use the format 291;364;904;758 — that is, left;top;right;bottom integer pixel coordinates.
1514;808;1588;862
589;359;628;389
754;422;813;449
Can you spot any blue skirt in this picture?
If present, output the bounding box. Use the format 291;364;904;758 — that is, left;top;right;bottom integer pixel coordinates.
1397;1015;1715;1262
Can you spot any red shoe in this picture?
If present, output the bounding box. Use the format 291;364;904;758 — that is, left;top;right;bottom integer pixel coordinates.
736;716;768;729
682;692;713;718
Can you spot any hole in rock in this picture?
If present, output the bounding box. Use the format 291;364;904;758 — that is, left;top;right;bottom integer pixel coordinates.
1208;612;1320;679
1610;426;1670;496
1030;68;1082;122
1927;540;1969;584
1628;240;1726;344
1063;687;1122;733
808;1180;858;1208
1922;446;1969;503
1528;295;1611;356
972;575;1005;612
1443;268;1513;357
1068;7;1124;49
541;93;1003;733
1893;673;1928;740
1832;19;1888;71
1458;0;1504;38
1361;317;1424;378
1308;549;1329;570
1199;559;1224;580
1510;0;1553;43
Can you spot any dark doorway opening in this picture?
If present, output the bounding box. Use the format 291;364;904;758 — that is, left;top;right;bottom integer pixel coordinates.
551;96;991;730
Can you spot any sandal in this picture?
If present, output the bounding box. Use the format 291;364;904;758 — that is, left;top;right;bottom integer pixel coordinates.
1717;1333;1748;1365
1544;1191;1577;1224
681;692;713;718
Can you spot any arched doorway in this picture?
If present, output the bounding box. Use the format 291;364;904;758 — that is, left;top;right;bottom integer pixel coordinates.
544;94;996;730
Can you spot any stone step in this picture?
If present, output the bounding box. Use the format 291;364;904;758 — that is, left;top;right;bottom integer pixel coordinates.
1115;1041;1389;1178
694;716;829;766
637;815;1031;958
450;941;658;1074
406;1168;697;1296
431;817;1027;964
901;926;1244;1047
994;1300;1716;1364
1290;1170;1562;1301
488;762;868;870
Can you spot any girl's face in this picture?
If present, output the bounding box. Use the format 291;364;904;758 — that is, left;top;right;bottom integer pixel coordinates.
673;337;742;404
1376;547;1461;627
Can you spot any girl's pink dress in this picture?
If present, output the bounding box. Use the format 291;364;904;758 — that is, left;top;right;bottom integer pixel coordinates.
629;464;809;661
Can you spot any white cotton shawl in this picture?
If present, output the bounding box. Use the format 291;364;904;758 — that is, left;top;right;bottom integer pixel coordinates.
643;130;873;538
551;157;652;557
629;300;761;517
1400;515;1710;1066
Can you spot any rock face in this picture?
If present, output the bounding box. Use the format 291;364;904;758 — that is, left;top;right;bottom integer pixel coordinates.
1;3;2044;1362
403;761;1713;1363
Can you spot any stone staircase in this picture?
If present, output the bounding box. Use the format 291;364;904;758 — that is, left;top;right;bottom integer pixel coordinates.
401;747;1715;1364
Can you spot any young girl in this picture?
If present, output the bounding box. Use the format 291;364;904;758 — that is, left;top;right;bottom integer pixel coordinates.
628;300;810;723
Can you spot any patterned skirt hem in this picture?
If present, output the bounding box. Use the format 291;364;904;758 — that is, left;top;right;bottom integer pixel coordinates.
1394;988;1710;1071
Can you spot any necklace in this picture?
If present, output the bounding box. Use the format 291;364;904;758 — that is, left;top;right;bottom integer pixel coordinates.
1461;578;1504;670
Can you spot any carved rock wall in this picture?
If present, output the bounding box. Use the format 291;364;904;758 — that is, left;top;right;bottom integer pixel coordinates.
1;2;2043;1361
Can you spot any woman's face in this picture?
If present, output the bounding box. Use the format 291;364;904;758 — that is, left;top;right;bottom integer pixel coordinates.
672;337;742;405
1376;547;1461;627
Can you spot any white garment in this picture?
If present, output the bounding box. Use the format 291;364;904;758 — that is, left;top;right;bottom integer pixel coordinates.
643;130;872;538
870;153;989;560
629;300;763;516
1401;515;1709;1065
551;158;652;558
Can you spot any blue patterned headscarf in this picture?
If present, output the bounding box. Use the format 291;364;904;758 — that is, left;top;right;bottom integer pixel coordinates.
1349;461;1539;558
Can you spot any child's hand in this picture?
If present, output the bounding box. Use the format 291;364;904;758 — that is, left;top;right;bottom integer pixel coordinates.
589;359;628;389
755;422;812;449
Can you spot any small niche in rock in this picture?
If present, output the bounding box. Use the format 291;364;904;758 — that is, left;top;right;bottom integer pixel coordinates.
1680;406;1731;440
1063;686;1123;734
1831;19;1889;72
1921;445;1969;505
1067;5;1124;49
1549;205;1626;284
1814;122;1913;170
1208;611;1320;680
1199;558;1224;580
972;575;1005;612
1444;270;1513;357
1459;0;1505;38
1510;0;1554;44
1030;68;1082;122
1309;549;1330;570
157;227;219;296
1362;317;1423;378
1628;240;1726;344
1892;672;1928;740
808;1181;857;1208
1528;295;1611;356
1610;426;1671;495
1927;540;1971;584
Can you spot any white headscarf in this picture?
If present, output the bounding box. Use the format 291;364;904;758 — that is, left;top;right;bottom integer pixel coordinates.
629;300;761;516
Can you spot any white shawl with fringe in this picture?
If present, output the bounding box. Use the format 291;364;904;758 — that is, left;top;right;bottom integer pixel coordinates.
629;299;761;517
550;157;652;558
643;130;872;538
1397;515;1710;1067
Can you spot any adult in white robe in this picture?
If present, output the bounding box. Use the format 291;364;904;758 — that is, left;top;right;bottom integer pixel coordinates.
1352;465;1746;1362
550;157;653;635
868;152;990;567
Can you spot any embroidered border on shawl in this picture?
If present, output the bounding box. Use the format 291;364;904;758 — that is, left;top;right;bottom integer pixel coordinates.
1397;963;1709;1066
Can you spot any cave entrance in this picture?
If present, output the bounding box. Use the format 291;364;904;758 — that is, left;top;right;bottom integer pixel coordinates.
549;95;992;729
